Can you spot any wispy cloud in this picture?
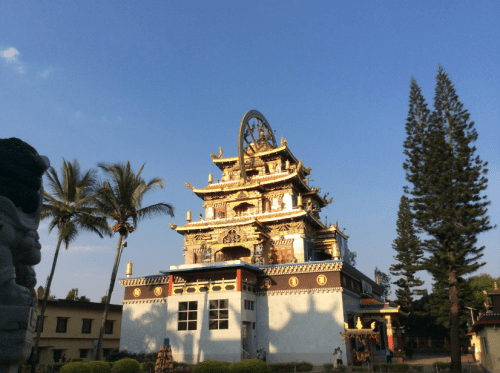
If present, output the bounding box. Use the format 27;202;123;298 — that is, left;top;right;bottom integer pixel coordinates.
1;47;24;73
40;69;51;78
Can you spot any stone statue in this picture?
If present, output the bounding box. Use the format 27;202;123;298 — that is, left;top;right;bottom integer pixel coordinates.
0;138;49;372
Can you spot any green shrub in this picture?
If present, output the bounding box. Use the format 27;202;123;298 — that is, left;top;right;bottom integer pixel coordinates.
412;366;424;372
323;363;333;371
192;361;229;373
87;361;112;373
296;362;313;372
72;359;83;363
140;362;156;372
228;359;270;373
60;363;92;373
54;363;67;372
114;359;141;373
269;363;295;372
433;362;451;371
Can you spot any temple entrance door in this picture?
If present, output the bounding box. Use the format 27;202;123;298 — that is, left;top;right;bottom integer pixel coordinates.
242;322;251;359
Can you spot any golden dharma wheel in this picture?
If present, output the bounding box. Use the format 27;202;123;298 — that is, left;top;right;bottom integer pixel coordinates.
238;110;278;184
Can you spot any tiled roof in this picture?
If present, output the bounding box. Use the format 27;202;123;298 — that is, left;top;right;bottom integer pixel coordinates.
361;298;384;306
470;313;500;332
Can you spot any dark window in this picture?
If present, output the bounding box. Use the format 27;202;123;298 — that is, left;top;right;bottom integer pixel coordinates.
178;302;197;331
104;320;114;334
209;299;229;330
36;316;45;333
252;322;256;330
103;349;112;358
79;349;88;359
244;300;254;310
82;319;92;334
56;318;68;333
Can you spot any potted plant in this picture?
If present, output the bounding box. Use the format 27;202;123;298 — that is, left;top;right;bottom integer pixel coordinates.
395;350;405;363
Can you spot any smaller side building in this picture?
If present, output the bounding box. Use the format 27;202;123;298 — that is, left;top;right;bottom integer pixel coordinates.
36;300;122;363
469;282;500;373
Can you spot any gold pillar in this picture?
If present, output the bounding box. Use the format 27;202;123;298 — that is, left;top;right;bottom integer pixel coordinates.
187;210;192;222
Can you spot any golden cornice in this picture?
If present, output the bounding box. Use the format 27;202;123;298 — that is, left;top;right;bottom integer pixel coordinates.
119;276;169;287
193;171;299;194
175;210;308;232
261;261;343;276
212;144;298;165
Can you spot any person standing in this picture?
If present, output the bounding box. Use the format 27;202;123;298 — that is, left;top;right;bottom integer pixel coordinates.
386;348;392;364
470;344;476;362
337;349;343;366
333;349;338;368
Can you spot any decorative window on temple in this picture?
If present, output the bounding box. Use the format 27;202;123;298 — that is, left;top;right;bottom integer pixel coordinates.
277;247;294;264
215;206;226;219
209;299;228;330
178;301;198;331
271;197;282;212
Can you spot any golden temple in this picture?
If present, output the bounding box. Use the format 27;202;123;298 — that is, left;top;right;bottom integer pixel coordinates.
171;110;350;266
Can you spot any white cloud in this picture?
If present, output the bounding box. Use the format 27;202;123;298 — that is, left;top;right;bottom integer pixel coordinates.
40;69;51;78
2;47;19;61
75;111;83;118
1;47;25;74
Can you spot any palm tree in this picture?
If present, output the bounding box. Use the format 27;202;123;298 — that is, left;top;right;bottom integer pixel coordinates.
94;161;174;360
32;160;110;370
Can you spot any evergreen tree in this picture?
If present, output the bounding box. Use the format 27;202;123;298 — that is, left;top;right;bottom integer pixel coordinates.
390;195;425;311
374;267;391;301
403;67;494;372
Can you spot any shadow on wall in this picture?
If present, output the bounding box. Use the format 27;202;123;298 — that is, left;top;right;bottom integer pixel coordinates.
120;290;353;366
120;302;166;353
258;291;349;365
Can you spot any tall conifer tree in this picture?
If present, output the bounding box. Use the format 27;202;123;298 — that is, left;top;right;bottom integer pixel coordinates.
390;195;425;311
403;67;493;372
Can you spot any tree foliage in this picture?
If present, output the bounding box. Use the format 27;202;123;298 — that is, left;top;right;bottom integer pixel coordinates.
390;195;425;311
374;267;391;300
402;67;494;372
65;288;90;302
93;161;174;360
33;160;110;370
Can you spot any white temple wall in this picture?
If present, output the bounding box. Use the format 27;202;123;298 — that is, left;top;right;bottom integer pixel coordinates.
289;234;305;262
120;302;168;353
283;193;293;212
256;291;347;365
166;292;243;364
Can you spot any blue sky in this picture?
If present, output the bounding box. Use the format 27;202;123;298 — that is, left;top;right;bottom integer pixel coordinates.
2;1;499;304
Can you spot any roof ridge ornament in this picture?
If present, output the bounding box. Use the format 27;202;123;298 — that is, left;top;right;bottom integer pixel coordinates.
238;110;278;184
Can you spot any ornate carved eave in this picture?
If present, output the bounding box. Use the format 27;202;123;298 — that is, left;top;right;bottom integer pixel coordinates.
191;170;302;196
119;276;169;287
261;261;343;275
175;210;308;233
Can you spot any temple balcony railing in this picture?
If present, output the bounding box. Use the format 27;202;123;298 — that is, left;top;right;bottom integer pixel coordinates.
171;279;257;296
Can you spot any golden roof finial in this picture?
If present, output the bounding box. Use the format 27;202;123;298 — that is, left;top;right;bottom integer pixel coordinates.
356;317;363;329
187;210;192;222
126;260;133;278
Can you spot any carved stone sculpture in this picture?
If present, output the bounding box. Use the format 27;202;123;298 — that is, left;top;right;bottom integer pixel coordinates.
0;138;49;373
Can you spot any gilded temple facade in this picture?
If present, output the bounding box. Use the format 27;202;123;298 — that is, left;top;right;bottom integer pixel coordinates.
119;111;400;366
176;130;351;267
